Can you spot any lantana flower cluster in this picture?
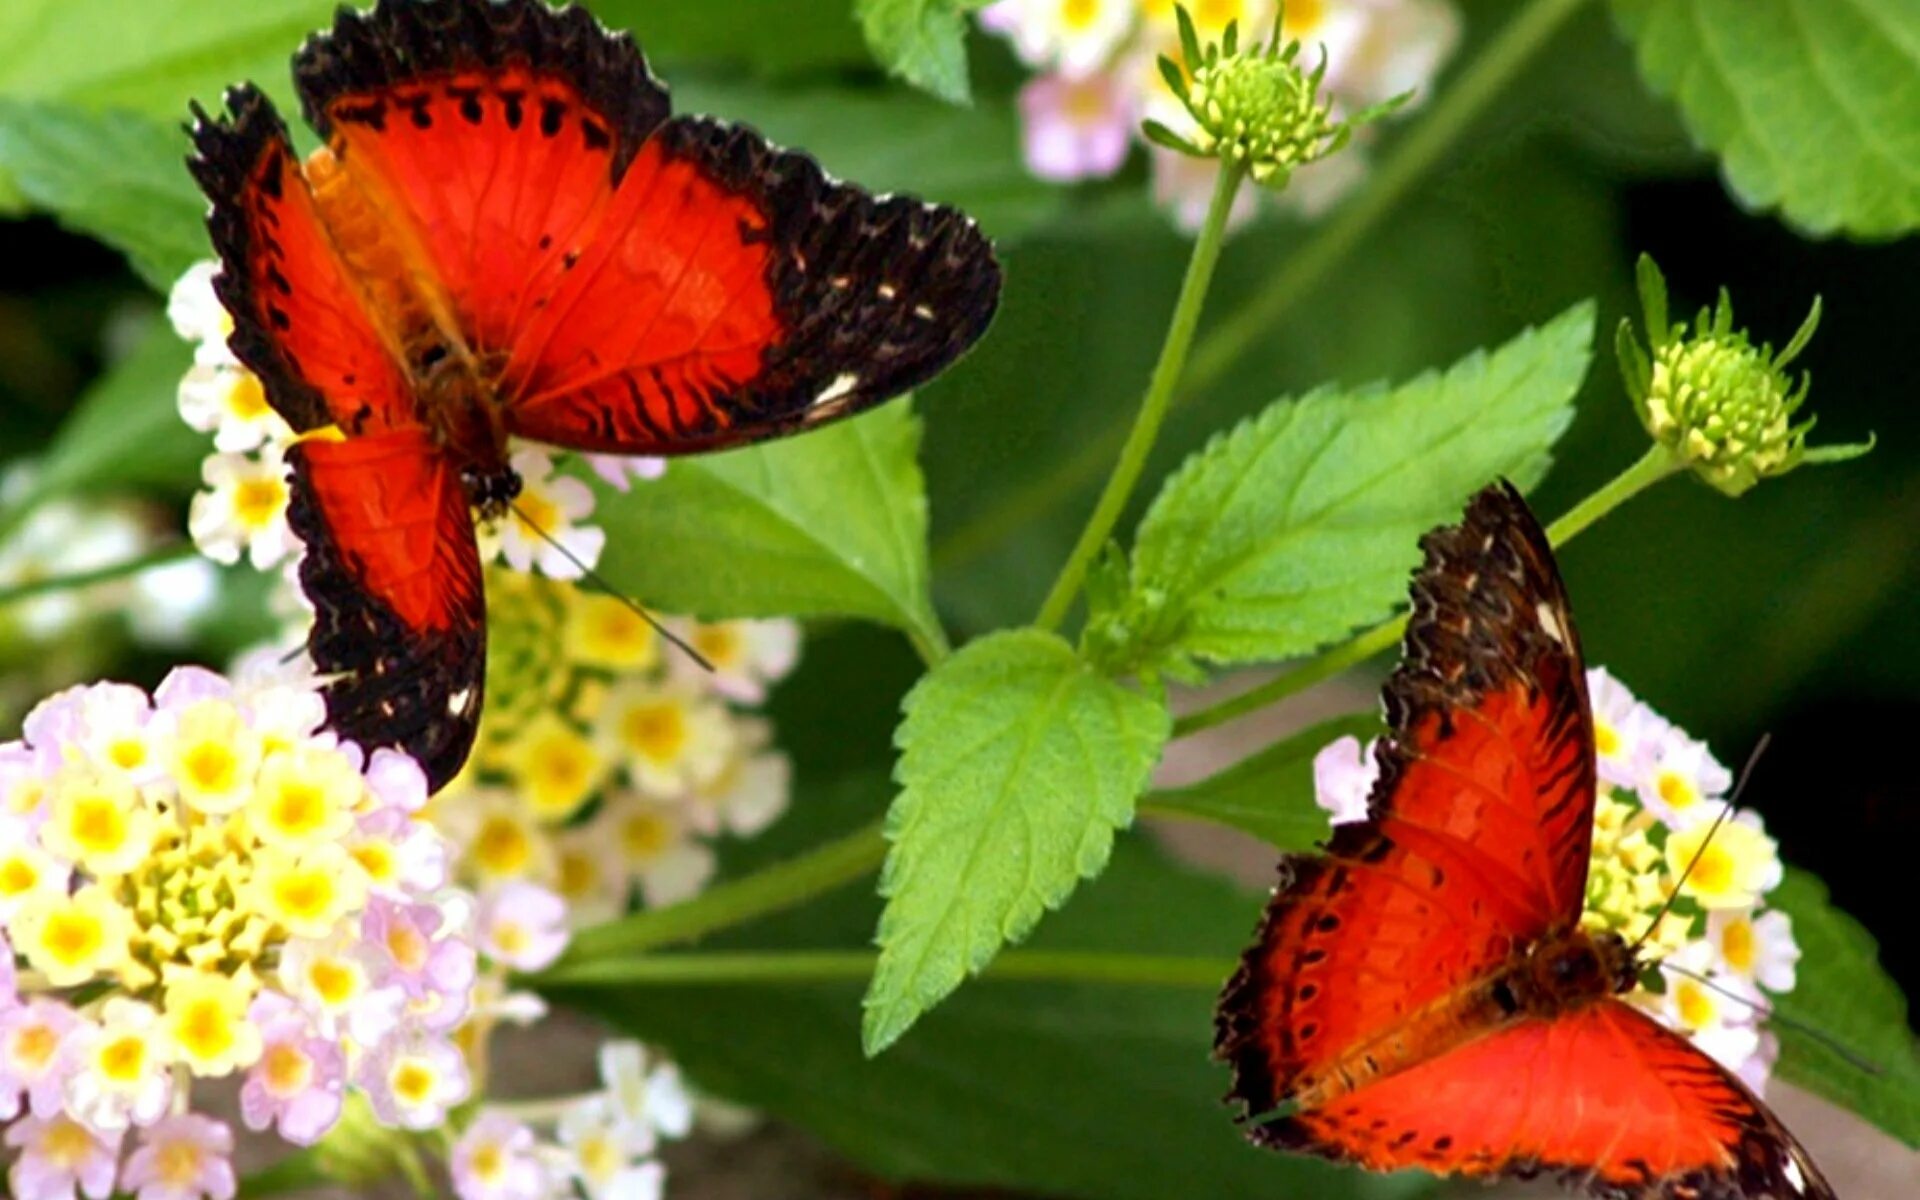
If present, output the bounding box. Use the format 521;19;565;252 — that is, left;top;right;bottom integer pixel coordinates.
978;0;1458;227
0;667;475;1200
436;567;798;931
1313;666;1799;1092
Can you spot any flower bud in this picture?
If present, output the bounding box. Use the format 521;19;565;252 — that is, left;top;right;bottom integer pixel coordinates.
1140;5;1402;191
1617;255;1872;497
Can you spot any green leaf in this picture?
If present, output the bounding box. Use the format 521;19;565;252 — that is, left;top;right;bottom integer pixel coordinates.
855;0;976;104
590;403;943;655
589;0;871;75
1147;713;1380;849
567;830;1429;1200
1104;302;1593;675
1610;0;1920;239
865;629;1170;1053
1769;868;1920;1144
0;100;207;289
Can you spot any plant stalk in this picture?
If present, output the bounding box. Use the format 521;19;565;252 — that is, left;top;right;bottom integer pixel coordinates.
1032;162;1247;633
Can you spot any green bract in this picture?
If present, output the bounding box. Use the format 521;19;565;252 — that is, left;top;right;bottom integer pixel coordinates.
1617;255;1873;497
1142;6;1403;191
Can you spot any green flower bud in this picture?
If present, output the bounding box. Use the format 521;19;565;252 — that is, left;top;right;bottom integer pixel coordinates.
1616;255;1873;498
1140;4;1403;192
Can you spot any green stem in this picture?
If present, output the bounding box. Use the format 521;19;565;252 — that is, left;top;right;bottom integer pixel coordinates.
1171;446;1684;739
931;0;1593;578
562;820;887;962
535;948;1229;990
0;542;197;609
1032;163;1248;634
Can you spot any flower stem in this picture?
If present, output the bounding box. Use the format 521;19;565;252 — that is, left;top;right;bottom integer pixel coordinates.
0;542;197;609
1032;163;1247;634
535;948;1229;990
562;820;887;962
1170;446;1685;739
931;0;1593;578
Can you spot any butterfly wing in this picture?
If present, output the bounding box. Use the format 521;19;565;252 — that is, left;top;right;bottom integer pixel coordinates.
187;85;415;436
1274;998;1834;1199
291;0;1000;457
1216;482;1597;1135
289;429;485;790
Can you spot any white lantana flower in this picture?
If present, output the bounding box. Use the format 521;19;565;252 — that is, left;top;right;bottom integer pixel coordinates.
188;443;298;570
598;1041;693;1140
64;999;174;1132
1586;667;1667;790
1647;942;1766;1075
177;365;291;454
487;447;605;579
1665;809;1783;911
166;262;237;368
1706;908;1800;994
600;794;715;908
605;684;738;798
557;1097;664;1200
1636;725;1732;830
980;0;1138;77
666;618;801;704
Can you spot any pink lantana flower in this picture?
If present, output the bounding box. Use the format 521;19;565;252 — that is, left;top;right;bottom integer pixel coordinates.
239;993;345;1145
476;882;570;973
583;453;666;492
120;1115;235;1200
1017;71;1136;182
450;1113;549;1200
5;1114;122;1200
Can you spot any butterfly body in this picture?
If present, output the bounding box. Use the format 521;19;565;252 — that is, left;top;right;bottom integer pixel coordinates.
1216;483;1834;1200
186;0;1002;790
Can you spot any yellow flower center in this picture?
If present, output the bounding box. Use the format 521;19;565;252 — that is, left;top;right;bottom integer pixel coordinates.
42;1119;96;1166
492;920;529;957
99;1034;148;1082
157;1140;205;1186
1061;0;1100;31
474;817;532;876
352;841;396;884
108;737;148;771
471;1144;506;1183
621;811;672;860
1283;0;1325;32
234;477;287;530
226;373;270;421
308;959;358;1007
1675;980;1715;1030
391;1059;436;1106
1656;771;1699;812
267;782;327;839
514;490;561;538
387;923;429;973
263;1043;313;1095
1720;918;1756;973
7;777;47;816
181;742;240;797
693;624;745;670
1690;845;1734;896
69;797;130;857
14;1023;59;1070
578;1133;619;1182
0;856;41;897
276;872;333;921
1593;721;1620;758
557;849;601;900
42;909;105;968
623;702;686;763
175;999;235;1062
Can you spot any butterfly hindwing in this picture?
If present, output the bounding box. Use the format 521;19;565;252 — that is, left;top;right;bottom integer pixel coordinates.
288;430;486;790
1278;999;1833;1200
1216;482;1596;1126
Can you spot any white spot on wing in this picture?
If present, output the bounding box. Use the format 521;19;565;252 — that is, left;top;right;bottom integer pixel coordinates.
815;372;860;407
448;687;475;715
1536;602;1566;645
878;282;897;300
1783;1154;1806;1194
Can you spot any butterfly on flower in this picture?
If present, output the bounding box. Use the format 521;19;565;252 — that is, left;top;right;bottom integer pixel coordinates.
186;0;1003;791
1215;482;1834;1200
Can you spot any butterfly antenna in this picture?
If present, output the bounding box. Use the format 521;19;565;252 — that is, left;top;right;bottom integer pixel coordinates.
506;500;714;672
1655;959;1883;1077
1628;734;1771;958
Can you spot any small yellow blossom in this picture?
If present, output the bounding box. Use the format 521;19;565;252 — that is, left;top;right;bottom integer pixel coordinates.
249;744;362;848
566;591;659;672
252;844;367;938
1666;816;1782;910
496;712;607;823
17;885;135;986
167;699;263;814
163;969;262;1076
44;769;156;876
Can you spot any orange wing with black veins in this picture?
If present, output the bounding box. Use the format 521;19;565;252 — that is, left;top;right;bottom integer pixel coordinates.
1283;999;1834;1200
1215;482;1597;1145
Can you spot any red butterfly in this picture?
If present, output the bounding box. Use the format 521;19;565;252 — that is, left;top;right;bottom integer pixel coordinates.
186;0;1001;790
1214;483;1834;1199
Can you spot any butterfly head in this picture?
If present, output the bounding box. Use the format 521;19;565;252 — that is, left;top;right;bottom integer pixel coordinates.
1516;928;1641;1013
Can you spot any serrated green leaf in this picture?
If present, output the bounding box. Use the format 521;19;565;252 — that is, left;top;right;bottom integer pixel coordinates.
1105;302;1593;674
1768;868;1920;1144
1147;712;1380;849
865;629;1170;1053
855;0;975;104
1611;0;1920;239
0;101;207;289
590;403;942;654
